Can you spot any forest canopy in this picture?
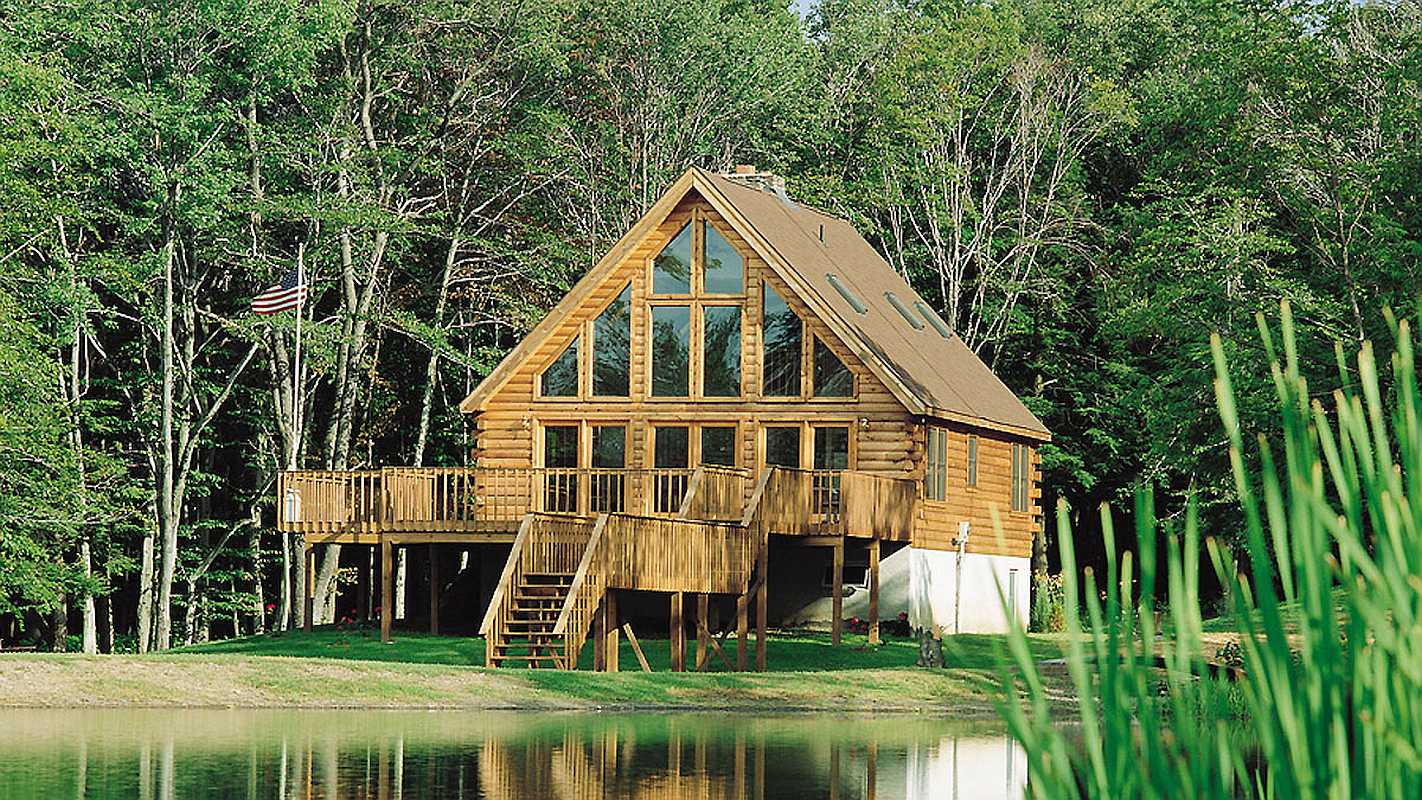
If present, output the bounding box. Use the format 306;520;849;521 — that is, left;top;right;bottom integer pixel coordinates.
0;0;1417;650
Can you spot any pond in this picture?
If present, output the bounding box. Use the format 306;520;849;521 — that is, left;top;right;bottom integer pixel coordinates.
0;709;1025;799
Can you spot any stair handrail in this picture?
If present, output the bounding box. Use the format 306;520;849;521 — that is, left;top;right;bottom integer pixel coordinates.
479;513;535;646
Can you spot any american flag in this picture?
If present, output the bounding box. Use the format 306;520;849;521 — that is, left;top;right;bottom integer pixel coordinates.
251;269;307;315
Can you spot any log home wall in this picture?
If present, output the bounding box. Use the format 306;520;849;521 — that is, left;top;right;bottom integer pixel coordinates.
470;190;1039;555
909;422;1041;558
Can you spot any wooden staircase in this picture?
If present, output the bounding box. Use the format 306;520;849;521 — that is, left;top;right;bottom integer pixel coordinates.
493;571;576;667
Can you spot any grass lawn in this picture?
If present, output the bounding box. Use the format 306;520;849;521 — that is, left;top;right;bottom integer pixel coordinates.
0;626;1072;715
177;623;1063;673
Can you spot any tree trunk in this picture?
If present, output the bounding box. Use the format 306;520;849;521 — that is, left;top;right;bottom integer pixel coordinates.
137;530;156;653
51;591;68;652
250;513;265;636
156;236;178;651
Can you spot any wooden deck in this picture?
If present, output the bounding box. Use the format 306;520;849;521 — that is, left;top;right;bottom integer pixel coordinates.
278;464;916;670
276;465;913;543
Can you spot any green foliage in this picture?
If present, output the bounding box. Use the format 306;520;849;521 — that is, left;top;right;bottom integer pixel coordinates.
1001;301;1422;797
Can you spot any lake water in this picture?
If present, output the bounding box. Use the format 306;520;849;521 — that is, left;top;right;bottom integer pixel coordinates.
0;709;1025;799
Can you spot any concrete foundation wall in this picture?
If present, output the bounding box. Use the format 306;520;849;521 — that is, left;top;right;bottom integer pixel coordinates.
778;543;1029;634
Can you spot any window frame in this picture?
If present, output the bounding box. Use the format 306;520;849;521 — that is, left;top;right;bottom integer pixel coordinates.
645;209;747;401
966;434;979;488
925;426;948;502
537;335;581;400
1010;442;1031;513
590;283;633;399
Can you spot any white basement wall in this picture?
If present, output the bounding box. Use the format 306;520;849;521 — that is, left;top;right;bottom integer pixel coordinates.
782;544;1030;634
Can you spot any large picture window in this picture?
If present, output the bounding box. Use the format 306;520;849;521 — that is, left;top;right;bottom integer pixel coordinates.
702;305;741;396
762;283;802;397
651;306;691;396
593;285;631;396
540;337;579;397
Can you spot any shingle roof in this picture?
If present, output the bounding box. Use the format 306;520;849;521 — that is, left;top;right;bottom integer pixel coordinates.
698;169;1049;438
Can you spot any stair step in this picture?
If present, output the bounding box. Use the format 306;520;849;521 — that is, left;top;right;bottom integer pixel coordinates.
523;571;575;580
499;632;563;642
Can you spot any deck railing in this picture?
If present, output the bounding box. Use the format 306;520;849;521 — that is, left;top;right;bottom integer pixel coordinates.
278;467;703;535
756;468;916;541
278;464;917;541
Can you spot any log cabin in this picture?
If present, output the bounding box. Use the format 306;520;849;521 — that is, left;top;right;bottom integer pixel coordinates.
277;166;1049;670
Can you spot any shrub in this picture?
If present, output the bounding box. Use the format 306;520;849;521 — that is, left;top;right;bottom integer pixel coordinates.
999;302;1422;797
1030;570;1066;633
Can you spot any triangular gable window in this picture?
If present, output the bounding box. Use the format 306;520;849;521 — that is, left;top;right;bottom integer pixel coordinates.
703;223;743;294
813;338;853;397
653;223;693;295
539;336;579;397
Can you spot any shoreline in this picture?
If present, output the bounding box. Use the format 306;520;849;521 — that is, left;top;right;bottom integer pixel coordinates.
0;652;1067;718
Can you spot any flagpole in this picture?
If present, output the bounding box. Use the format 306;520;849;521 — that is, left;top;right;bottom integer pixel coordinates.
290;246;303;472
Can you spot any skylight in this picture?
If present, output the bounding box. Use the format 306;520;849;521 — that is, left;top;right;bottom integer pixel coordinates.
913;300;954;339
884;292;924;330
826;273;867;314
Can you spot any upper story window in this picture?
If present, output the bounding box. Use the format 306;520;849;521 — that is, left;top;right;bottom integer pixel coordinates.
702;305;742;396
812;338;853;397
653;223;693;295
649;211;745;399
651;305;692;396
925;426;947;501
1011;443;1031;512
593;284;632;396
762;282;802;397
539;336;579;397
703;223;743;294
966;434;978;487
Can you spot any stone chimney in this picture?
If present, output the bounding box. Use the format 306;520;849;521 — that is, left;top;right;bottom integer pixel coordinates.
722;164;791;203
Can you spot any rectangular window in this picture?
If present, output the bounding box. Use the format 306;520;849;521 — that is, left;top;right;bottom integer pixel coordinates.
651;305;691;396
593;285;631;396
1011;443;1030;512
966;434;978;487
702;305;742;396
925;427;947;501
762;283;802;397
542;425;579;513
591;425;626;512
700;426;737;467
653;426;690;513
764;426;801;469
813;426;850;517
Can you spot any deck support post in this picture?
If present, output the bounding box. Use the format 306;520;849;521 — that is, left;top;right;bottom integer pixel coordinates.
356;546;371;621
696;593;709;670
868;537;881;646
831;540;844;646
594;594;607;671
380;538;393;644
736;590;749;671
302;541;314;633
755;543;768;672
670;592;685;672
604;590;619;673
428;544;440;635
